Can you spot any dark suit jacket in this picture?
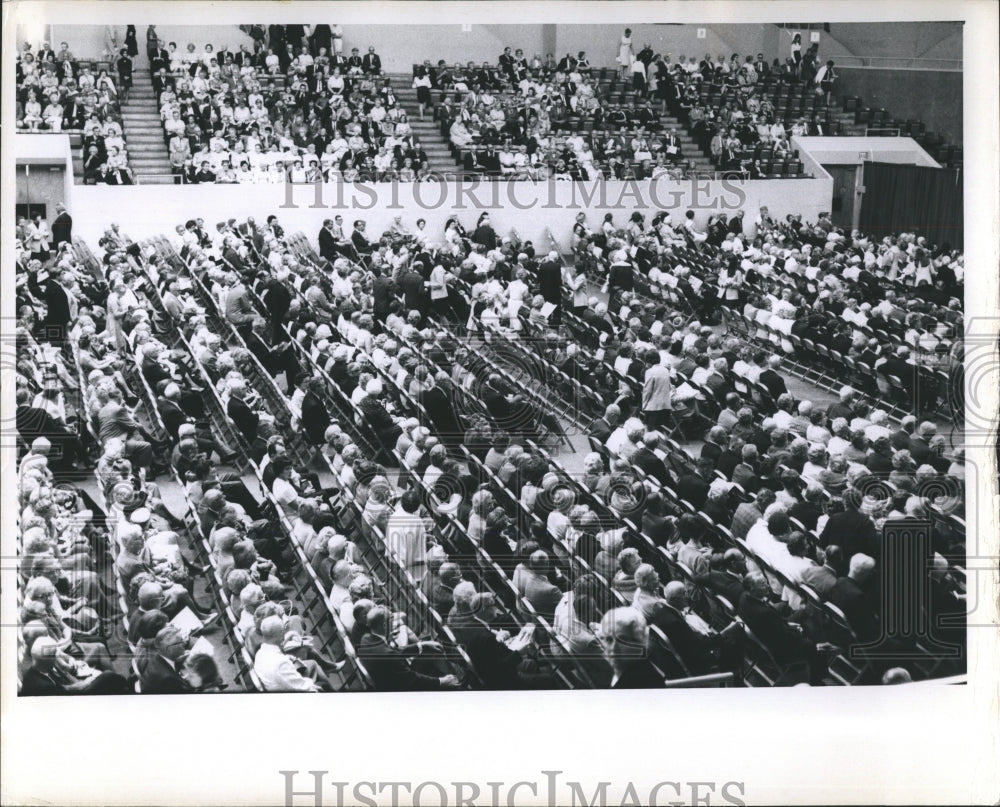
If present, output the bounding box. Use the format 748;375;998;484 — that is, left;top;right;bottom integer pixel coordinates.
828;577;878;641
318;226;339;262
632;446;671;486
522;572;562;620
677;472;710;510
757;368;788;399
351;229;372;254
398;270;426;313
264;283;291;326
820;509;880;560
300;390;331;445
448;612;521;689
227;396;260;441
656;604;717;675
800;563;838;599
738;593;810;663
537;260;562;304
357;632;443;690
158;398;188;440
43;280;73;330
707;570;744;609
586;417;614;443
138;653;190;694
612;660;665;688
51;212;73;249
20;667;66;696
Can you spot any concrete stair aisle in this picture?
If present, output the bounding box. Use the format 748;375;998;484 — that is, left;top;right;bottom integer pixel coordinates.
386;73;457;173
120;69;175;184
654;112;716;171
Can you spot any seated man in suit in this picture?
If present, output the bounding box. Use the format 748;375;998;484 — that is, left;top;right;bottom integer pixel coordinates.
226;380;273;444
449;583;547;689
758;354;789;399
358;605;460;691
738;572;834;685
706;548;747;609
656;579;744;676
586;404;620;444
20;635;130;696
631;431;672;486
138;625;191;694
800;544;844;599
518;550;563;620
828;553;879;642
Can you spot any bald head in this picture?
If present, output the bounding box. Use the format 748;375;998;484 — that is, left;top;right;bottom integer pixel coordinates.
260;615;286;645
663;580;687;607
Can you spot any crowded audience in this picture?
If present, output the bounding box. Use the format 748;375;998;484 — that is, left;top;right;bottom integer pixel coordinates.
14;193;967;693
15;39;135;183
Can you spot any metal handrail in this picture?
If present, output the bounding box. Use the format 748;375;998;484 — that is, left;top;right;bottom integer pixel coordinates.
834;56;962;71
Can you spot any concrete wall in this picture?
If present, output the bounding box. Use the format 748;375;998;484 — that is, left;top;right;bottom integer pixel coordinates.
345;25;545;71
834;67;963;145
552;24;771;69
15;133;74;211
69;176;832;249
792;135;940;168
813;22;962;62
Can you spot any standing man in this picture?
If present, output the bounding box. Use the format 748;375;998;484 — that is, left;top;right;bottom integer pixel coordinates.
537;250;563;326
50;203;73;251
641;348;674;432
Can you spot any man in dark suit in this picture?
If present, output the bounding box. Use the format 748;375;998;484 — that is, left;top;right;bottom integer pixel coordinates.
358;380;402;448
586;404;620;444
371;266;394;322
300;378;331;446
677;457;714;510
398;263;427;318
40;269;77;345
262;274;292;342
657;581;742;675
907;421;936;466
358;606;458;690
226;382;261;442
479;145;501;177
15;391;77;469
631;432;671;486
801;545;843;599
361;46;382;74
449;587;536;689
20;636;129;695
819;489;880;560
138;626;191;694
519;551;562;620
757;354;789;399
738;572;830;684
537;251;563;325
828;553;878;642
317;218;341;263
350;219;372;256
706;548;746;609
50;204;73;250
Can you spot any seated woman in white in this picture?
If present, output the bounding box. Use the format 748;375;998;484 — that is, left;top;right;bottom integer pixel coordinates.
449;119;473;148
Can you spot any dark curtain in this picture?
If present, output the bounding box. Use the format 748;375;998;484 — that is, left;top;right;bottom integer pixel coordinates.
858;161;963;250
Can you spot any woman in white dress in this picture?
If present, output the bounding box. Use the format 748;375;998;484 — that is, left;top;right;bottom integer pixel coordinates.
618;28;633;79
507;269;530;330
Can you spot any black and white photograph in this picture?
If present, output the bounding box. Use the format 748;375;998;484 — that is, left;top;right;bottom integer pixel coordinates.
2;2;998;805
